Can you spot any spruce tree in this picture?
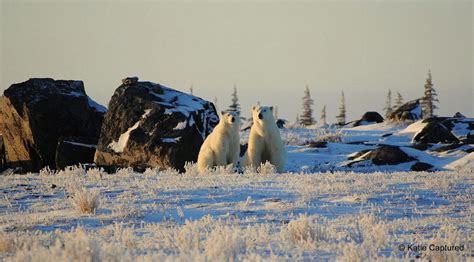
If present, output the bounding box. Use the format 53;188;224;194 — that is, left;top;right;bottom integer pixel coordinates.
383;89;393;118
394;92;404;109
336;91;346;126
300;86;315;126
320;105;327;126
421;70;439;118
228;85;241;114
190;85;194;95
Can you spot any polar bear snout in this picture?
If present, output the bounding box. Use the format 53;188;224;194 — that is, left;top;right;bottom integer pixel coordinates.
230;116;235;123
258;113;263;119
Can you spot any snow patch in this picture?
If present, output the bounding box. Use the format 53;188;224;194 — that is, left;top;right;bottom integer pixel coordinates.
162;137;181;143
108;109;152;153
63;141;97;149
87;97;107;113
444;152;474;171
173;120;187;130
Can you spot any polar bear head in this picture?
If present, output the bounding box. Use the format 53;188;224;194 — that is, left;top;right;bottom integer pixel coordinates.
220;111;240;127
252;106;275;126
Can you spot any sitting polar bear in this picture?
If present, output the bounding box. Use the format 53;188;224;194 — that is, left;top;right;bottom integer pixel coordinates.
197;111;240;173
243;105;286;173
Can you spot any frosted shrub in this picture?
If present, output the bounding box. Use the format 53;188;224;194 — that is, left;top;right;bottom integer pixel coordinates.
204;226;244;262
287;214;328;249
315;129;343;143
213;164;235;175
115;167;135;177
282;130;302;146
58;165;87;177
87;167;107;180
70;187;100;214
176;221;202;254
184;162;200;176
14;227;102;262
39;166;56;176
0;234;13;253
257;162;277;176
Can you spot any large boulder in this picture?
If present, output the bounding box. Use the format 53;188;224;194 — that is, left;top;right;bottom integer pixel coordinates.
439;115;473;144
413;117;460;144
0;78;105;171
351;111;384;127
388;99;423;121
358;145;415;165
94;78;219;172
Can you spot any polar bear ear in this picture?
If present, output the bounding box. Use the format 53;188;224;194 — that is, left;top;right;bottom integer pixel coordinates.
252;106;256;111
269;106;274;111
221;110;226;116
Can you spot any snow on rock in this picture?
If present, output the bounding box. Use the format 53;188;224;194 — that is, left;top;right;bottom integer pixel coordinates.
87;97;107;113
173;120;187;130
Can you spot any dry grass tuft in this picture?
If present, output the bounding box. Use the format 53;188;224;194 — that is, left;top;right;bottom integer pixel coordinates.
70;187;100;214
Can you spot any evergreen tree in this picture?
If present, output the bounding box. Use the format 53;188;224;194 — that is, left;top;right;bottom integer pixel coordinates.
394;92;404;109
190;85;194;95
300;86;315;126
383;89;393;118
336;91;346;126
421;70;439;118
228;85;241;114
320;105;327;126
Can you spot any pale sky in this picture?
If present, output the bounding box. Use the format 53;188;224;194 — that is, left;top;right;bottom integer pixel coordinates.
1;0;473;122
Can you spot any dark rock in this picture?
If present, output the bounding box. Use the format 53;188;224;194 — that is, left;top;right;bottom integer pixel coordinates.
55;136;98;170
411;162;433;171
410;143;430;151
347;149;371;160
350;146;415;165
0;135;5;171
0;78;105;171
438;117;474;143
122;77;139;85
307;141;327;148
388;99;423;121
352;111;384;127
276;119;288;129
413;118;459;144
381;133;392;138
453;112;466;118
240;144;248;157
94;79;219;172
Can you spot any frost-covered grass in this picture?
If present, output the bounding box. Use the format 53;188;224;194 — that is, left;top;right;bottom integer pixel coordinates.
0;165;472;261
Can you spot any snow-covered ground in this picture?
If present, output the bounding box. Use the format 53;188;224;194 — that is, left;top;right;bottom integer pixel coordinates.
0;122;472;261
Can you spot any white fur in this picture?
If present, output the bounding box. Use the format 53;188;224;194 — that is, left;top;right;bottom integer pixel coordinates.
197;111;240;173
243;106;286;173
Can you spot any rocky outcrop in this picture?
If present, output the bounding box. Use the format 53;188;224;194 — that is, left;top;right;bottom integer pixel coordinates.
0;78;106;171
351;111;384;127
413;118;460;144
388;99;423;121
55;136;98;170
94;78;219;172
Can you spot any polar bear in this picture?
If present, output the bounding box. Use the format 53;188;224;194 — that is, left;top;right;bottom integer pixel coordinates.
197;111;240;173
243;105;286;173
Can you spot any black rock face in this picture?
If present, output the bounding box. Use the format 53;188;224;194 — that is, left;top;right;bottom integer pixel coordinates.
411;162;433;171
388;99;423;121
352;111;384;127
413;118;460;144
94;79;219;172
1;78;105;171
348;145;415;166
366;146;416;165
55;136;98;170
